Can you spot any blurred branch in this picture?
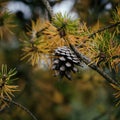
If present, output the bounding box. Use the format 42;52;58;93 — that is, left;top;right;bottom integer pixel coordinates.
92;107;114;120
92;112;107;120
41;0;54;19
1;97;38;120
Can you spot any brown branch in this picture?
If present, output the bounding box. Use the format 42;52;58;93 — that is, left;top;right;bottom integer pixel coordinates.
41;0;54;19
89;21;120;38
69;44;119;86
1;97;38;120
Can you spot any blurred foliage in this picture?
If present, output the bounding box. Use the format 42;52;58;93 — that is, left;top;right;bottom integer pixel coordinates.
74;0;119;25
0;0;120;120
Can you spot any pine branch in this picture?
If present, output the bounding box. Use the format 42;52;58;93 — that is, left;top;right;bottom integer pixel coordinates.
41;0;54;19
41;0;120;86
89;21;120;38
69;44;119;86
1;97;38;120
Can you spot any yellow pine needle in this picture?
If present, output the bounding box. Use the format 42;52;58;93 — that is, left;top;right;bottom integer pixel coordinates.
1;85;19;100
0;64;19;100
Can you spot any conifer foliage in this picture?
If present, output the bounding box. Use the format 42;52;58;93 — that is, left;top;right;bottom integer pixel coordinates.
0;0;120;120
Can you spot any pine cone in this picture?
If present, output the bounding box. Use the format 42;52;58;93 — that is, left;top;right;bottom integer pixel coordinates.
52;46;82;80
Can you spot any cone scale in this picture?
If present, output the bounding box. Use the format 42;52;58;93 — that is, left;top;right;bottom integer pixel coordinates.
52;46;82;80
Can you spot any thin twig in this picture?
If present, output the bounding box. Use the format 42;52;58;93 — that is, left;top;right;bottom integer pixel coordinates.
69;44;119;86
41;0;54;19
88;21;120;38
1;97;38;120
